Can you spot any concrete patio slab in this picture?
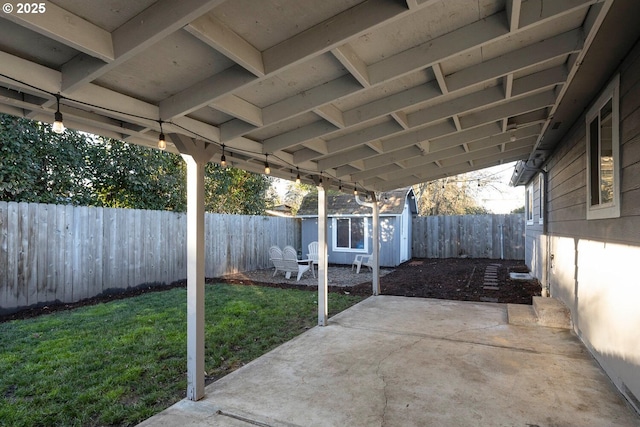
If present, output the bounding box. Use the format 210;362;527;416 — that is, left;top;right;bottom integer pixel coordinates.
138;296;639;427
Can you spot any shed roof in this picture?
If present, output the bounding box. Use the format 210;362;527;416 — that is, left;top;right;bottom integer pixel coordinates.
297;188;414;217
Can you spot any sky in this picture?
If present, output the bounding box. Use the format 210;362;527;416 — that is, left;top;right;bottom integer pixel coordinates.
471;162;525;214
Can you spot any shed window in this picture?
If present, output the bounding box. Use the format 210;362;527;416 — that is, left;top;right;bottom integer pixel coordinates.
333;217;367;252
586;74;620;219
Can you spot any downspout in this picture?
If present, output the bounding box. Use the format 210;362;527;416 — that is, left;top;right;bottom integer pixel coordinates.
541;168;550;298
499;223;504;260
355;192;380;295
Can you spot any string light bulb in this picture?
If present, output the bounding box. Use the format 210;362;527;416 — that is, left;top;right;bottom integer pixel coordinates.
52;94;65;134
220;144;227;167
157;120;166;150
295;167;301;184
339;180;342;191
353;184;358;196
264;154;270;175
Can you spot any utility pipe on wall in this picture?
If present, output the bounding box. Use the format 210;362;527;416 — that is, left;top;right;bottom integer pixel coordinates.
499;224;504;260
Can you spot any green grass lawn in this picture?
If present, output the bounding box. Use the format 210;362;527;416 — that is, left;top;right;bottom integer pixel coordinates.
0;284;365;427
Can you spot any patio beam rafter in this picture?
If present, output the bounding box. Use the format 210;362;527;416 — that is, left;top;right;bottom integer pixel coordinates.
261;26;581;162
61;0;226;93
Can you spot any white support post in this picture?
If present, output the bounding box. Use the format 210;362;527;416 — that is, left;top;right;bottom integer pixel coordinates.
356;192;381;295
169;134;217;402
317;184;328;326
371;192;380;295
184;154;205;401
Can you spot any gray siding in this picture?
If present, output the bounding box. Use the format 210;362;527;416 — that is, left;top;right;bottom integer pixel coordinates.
524;173;547;287
526;39;640;412
544;49;640;243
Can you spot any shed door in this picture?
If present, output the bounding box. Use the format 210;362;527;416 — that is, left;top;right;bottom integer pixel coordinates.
400;204;410;262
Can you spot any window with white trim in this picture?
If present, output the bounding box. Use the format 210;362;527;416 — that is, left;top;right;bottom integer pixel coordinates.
538;174;544;225
586;74;620;220
526;186;533;224
332;217;368;252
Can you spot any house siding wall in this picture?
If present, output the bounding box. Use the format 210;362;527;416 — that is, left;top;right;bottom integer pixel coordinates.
526;39;640;412
524;174;547;288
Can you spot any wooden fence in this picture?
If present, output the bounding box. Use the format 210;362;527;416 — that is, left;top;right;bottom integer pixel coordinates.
0;202;300;314
1;203;523;314
412;214;525;259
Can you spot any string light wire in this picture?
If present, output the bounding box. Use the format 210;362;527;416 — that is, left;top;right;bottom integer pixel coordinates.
0;72;515;191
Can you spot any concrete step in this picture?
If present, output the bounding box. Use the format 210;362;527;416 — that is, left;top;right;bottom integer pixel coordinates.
508;297;572;329
507;304;538;326
533;296;572;329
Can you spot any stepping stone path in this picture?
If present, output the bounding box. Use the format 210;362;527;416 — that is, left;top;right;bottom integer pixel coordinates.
480;264;502;302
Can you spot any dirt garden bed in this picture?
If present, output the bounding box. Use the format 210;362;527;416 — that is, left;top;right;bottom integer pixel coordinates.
373;257;541;304
1;258;540;322
217;257;541;304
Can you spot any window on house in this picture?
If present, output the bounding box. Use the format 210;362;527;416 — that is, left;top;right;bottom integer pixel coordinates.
538;174;544;225
333;217;367;252
526;187;533;224
586;74;620;220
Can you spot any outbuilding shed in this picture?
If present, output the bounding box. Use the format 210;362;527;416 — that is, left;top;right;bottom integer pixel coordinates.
297;188;417;267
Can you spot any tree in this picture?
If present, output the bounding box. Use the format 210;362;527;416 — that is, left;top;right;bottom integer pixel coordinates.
91;138;187;211
0;114;98;205
0;114;271;214
413;169;505;216
282;181;315;215
203;164;270;215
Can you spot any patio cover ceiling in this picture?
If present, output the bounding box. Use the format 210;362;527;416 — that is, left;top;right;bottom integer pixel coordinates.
0;0;638;191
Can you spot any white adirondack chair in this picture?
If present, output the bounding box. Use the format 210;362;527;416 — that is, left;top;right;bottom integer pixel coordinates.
283;245;312;281
352;254;374;274
307;241;319;263
269;246;285;277
307;241;320;276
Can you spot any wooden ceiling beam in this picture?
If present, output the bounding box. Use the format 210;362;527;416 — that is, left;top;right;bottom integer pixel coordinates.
210;95;263;127
3;2;114;62
186;14;265;77
222;75;362;141
368;12;508;85
519;0;595;29
459;90;556;129
369;143;533;190
317;146;379;170
353;125;539;182
314;105;346;129
506;0;522;32
445;29;582;93
61;0;225;92
331;45;371;88
159;65;256;121
262;0;409;74
263;121;338;154
325;121;404;154
371;150;530;191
